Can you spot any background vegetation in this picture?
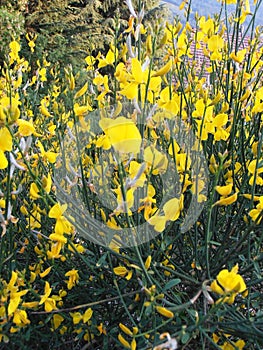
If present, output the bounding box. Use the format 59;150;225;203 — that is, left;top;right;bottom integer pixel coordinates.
0;0;263;349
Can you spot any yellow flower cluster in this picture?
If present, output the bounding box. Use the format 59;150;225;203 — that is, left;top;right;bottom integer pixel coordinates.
0;0;262;347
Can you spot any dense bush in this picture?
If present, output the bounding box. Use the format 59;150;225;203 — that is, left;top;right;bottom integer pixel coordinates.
0;0;262;349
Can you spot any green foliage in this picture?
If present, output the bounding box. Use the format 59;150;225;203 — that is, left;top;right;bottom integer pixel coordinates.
24;0;167;68
0;6;25;65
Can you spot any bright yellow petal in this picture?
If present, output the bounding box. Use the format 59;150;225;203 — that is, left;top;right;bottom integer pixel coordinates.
53;314;64;329
213;192;238;206
215;184;232;196
83;308;93;323
131;58;143;84
147;214;166;232
113;266;128;277
163;197;181;221
0;149;8;169
0;127;12;151
74;82;88;99
99;117;142;154
120;82;138;99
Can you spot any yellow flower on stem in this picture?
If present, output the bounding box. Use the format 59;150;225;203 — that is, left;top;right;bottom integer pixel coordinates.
157;87;179;115
210;264;247;304
99;116;142;154
220;339;245;350
64;269;79;290
249;196;263;223
98;48;117;69
213;192;238;207
213;333;245;350
215;184;232;196
48;203;72;235
113;266;133;280
13;309;30;327
0;127;12;169
36;140;58;164
147;213;167;232
139;183;157;221
70;311;83;324
9;41;20;64
144;146;168;175
53;314;64;330
155;305;174;318
39;281;57;311
83;308;93;323
0;96;21;124
119;58;148;99
29;182;40;199
47;242;63;260
16;119;39;137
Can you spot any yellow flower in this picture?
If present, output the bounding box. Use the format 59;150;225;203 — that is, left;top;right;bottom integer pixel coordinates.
49;203;72;235
39;266;52;278
39;68;47;82
30;183;40;199
42;173;52;193
157;87;179;115
220;339;245;350
74;82;88;99
16;119;38;137
36;140;58;164
83;308;93;323
119;323;133;336
230;49;247;63
73;103;92;117
39;281;52;306
128;160;146;188
118;333;131;349
113;266;133;280
70;312;83;324
53;314;64;330
0;127;12;169
8;290;28;316
211;264;247;304
153;59;172;77
9;41;20;64
155;306;174;318
98;48;117;68
140;184;157;221
119;58;148;100
47;242;63;260
99;117;142;154
213;192;237;206
144;146;168;175
144;256;152;270
215;184;232;196
0;96;21;124
147;213;166;232
163;197;182;221
65;269;79;290
207;34;224;52
13;309;30;327
113;186;135;214
249;196;263;223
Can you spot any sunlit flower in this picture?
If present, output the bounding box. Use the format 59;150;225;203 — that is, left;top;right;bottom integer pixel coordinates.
113;266;133;280
65;269;79;290
0;127;12;169
48;203;72;235
99;116;142;154
249;196;263;223
9;41;20;64
211;264;247;304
